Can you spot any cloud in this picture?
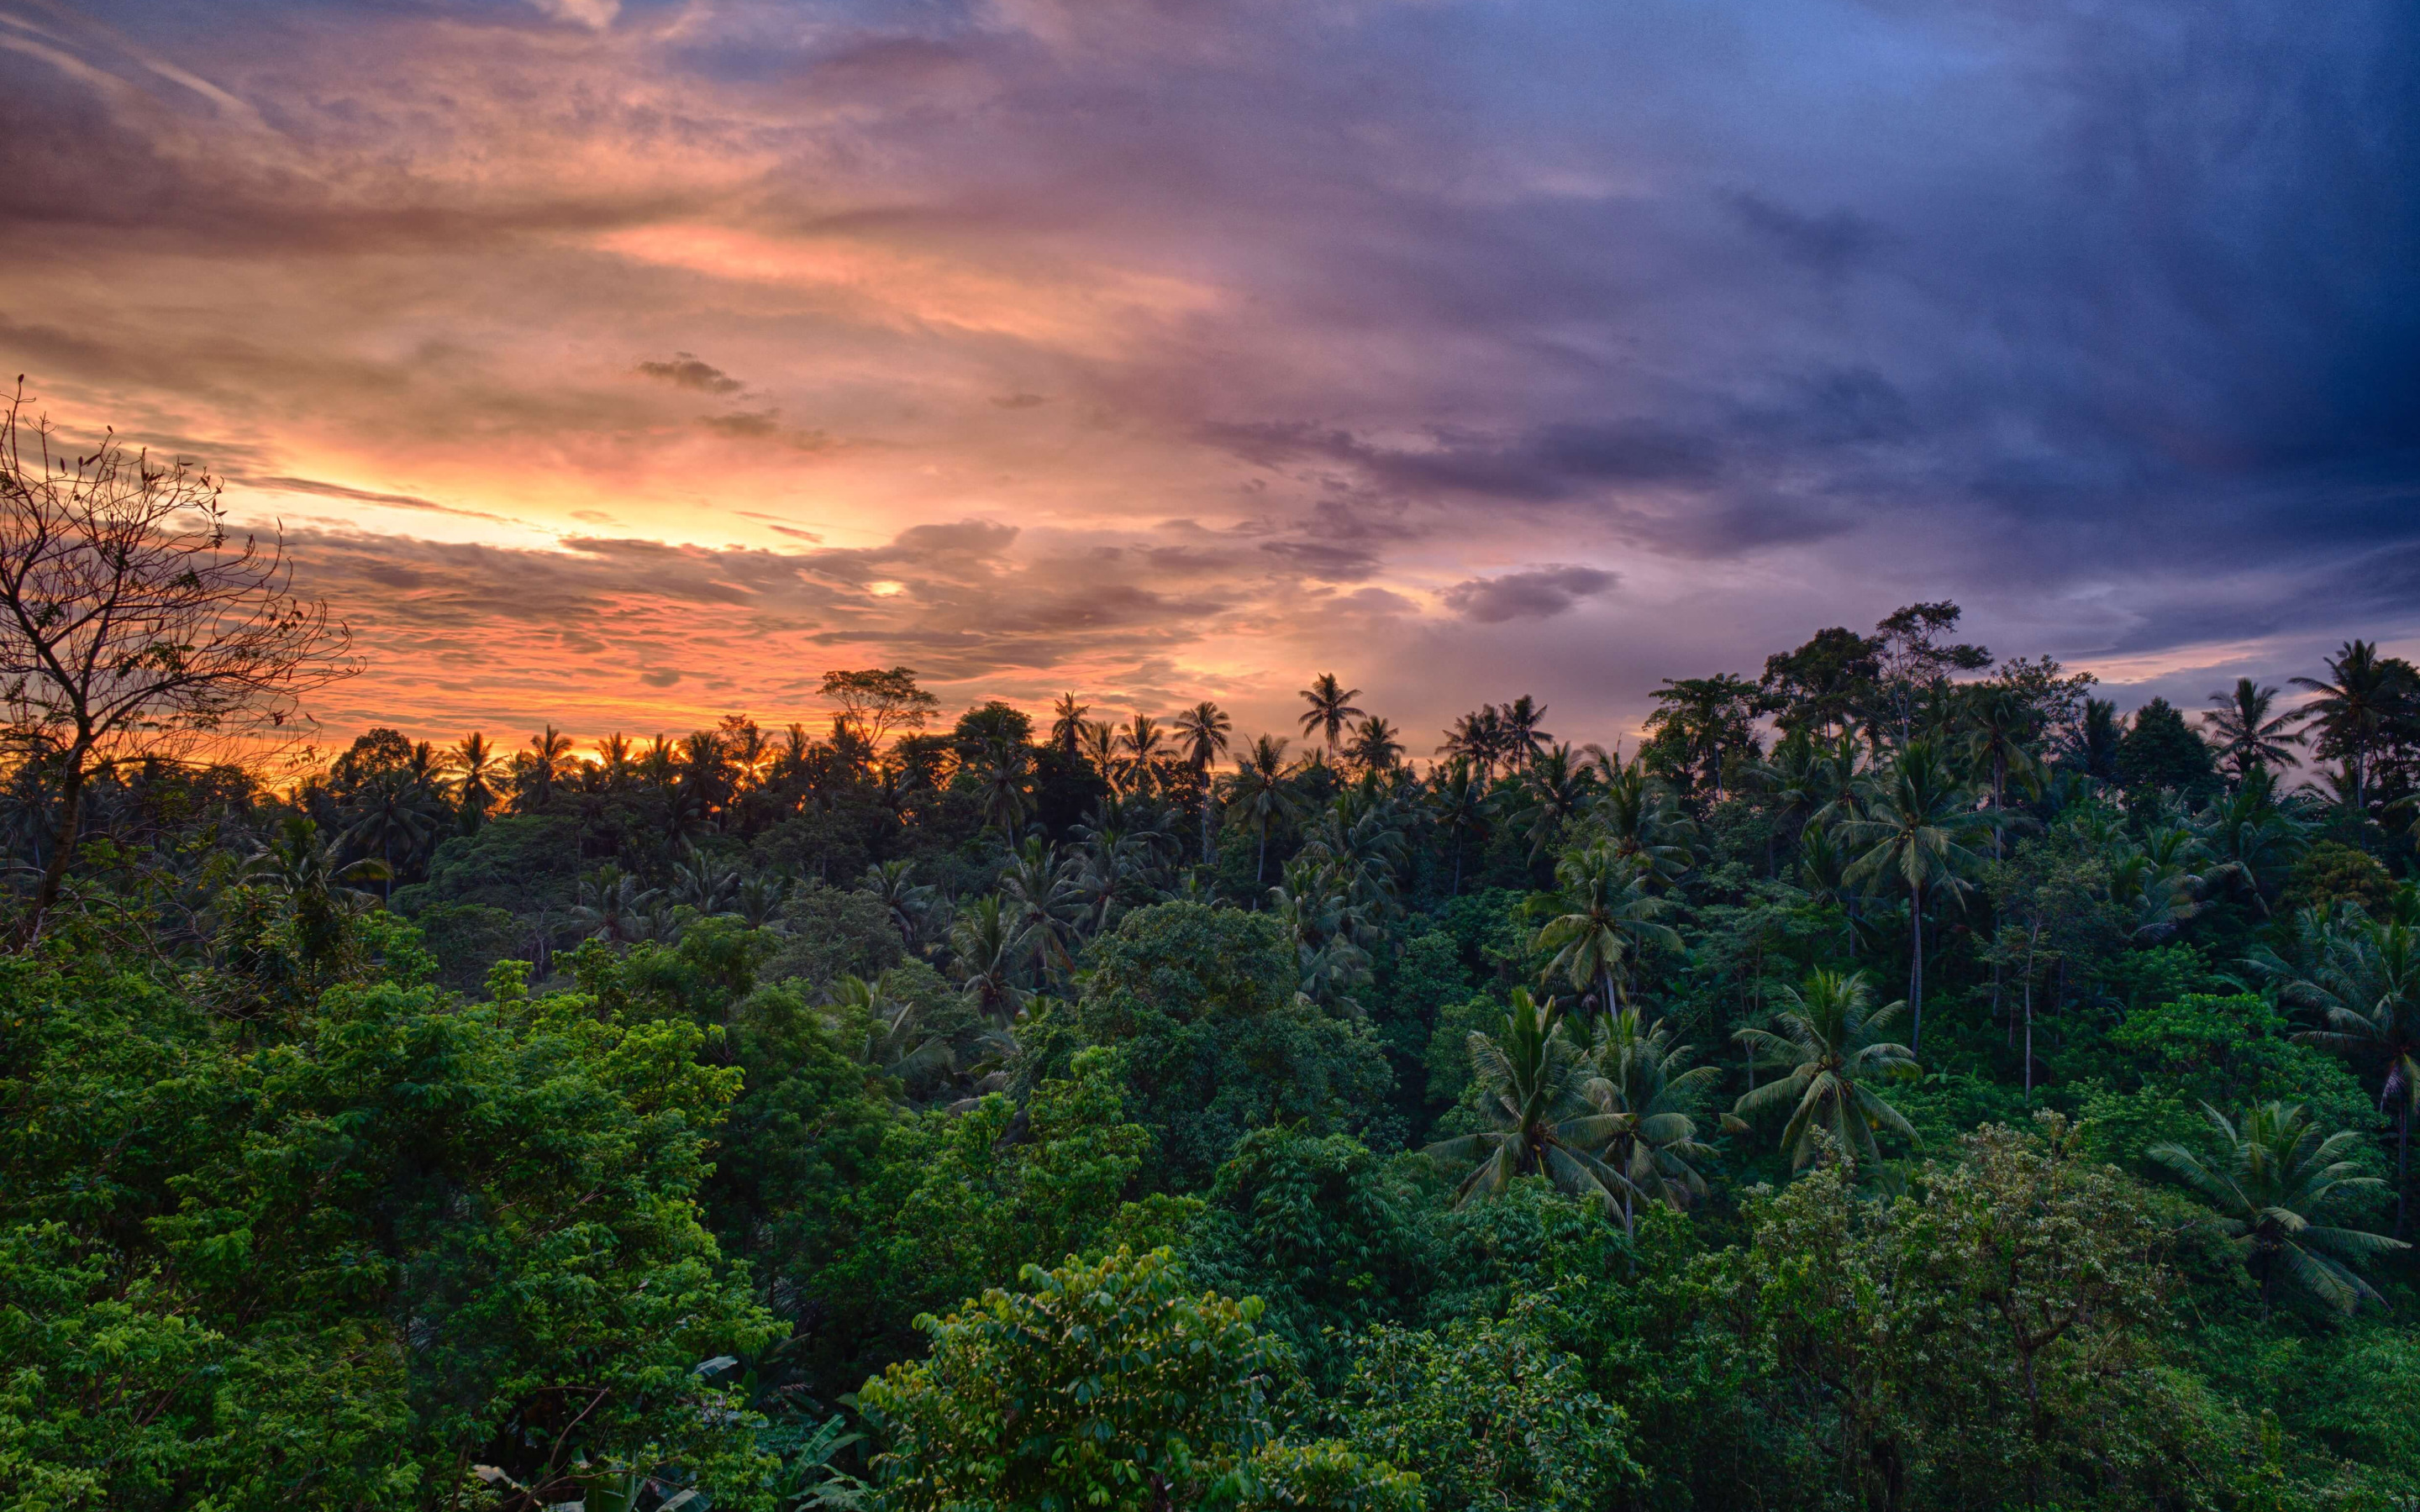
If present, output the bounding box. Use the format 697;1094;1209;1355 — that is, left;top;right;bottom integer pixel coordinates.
1443;565;1618;623
637;354;744;394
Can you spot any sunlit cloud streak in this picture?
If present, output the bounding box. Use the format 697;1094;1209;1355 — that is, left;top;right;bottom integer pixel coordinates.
2;0;2413;749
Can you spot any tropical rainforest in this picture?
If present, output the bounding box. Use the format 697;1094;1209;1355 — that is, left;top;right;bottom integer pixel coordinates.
6;423;2420;1509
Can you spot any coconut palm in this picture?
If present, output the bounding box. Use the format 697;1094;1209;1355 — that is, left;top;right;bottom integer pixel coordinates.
1588;759;1697;886
570;864;660;943
733;872;790;930
1423;989;1640;1218
1428;757;1493;896
950;893;1033;1026
1225;734;1299;886
2291;641;2413;813
1837;740;1988;1053
445;732;506;827
1501;695;1551;773
1513;743;1599;861
1080;720;1123;793
2191;766;2311;918
519;725;578;811
1731;968;1920;1168
1048;693;1089;761
2260;907;2420;1234
860;858;932;948
1584;1007;1725;1228
2203;678;2305;785
337;765;447;900
826;972;954;1095
671;846;743;914
1958;685;2043;854
2149;1102;2408;1315
1535;847;1681;1018
1172;701;1232;861
1344;715;1403;775
971;736;1033;835
1297;673;1366;753
999;835;1083;981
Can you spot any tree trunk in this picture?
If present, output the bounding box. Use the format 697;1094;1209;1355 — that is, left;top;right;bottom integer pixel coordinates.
2398;1100;2410;1239
1908;883;1924;1056
29;748;88;942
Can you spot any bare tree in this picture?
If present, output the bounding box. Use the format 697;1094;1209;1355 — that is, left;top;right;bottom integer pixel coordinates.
0;381;352;939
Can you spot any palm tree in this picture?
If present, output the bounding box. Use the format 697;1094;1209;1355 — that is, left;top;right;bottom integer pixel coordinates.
2262;909;2420;1235
950;893;1033;1026
1119;713;1167;795
860;858;931;948
1731;968;1920;1168
1080;720;1123;794
1423;988;1639;1218
1428;757;1492;896
1225;734;1298;886
2290;640;2411;813
521;725;577;811
1513;743;1598;861
2203;678;2304;785
337;766;447;900
1501;695;1551;773
1049;693;1089;761
825;973;953;1095
972;736;1033;835
1837;740;1988;1053
1585;1007;1725;1229
2070;698;2125;784
1344;715;1403;775
1297;673;1366;753
1959;685;2042;852
570;864;660;943
445;732;505;827
1588;759;1697;886
999;835;1082;981
1172;701;1233;863
1535;848;1681;1018
2149;1102;2408;1315
2191;766;2311;918
672;846;743;914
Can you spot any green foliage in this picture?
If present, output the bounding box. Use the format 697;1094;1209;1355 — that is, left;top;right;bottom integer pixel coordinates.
1334;1306;1637;1512
2117;696;2223;800
1239;1440;1423;1512
0;950;778;1509
859;1247;1287;1512
2076;994;2380;1170
392;811;581;913
2281;840;2399;918
1065;903;1392;1187
412;898;524;992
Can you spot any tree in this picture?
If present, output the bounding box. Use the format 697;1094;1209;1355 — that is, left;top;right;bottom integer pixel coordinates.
1226;734;1299;885
1298;673;1366;753
2149;1102;2408;1315
0;386;351;937
1428;757;1491;895
1534;847;1681;1017
1344;714;1403;775
2204;677;2305;784
1174;700;1233;862
1761;625;1881;738
1838;739;1988;1052
1048;690;1089;759
2291;640;2413;814
1870;601;1991;745
2266;906;2420;1234
1731;967;1919;1168
1644;674;1765;799
1500;694;1551;772
1423;988;1640;1217
1585;1006;1723;1225
2115;696;2220;800
1120;711;1167;794
819;666;939;748
444;731;504;828
859;1248;1294;1512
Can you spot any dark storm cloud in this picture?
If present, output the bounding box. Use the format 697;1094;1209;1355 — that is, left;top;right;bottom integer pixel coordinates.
1444;566;1619;623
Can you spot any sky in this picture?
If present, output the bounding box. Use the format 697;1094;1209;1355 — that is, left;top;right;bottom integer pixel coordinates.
3;0;2416;757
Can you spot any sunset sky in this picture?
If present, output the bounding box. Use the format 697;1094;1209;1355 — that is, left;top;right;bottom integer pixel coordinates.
4;0;2415;754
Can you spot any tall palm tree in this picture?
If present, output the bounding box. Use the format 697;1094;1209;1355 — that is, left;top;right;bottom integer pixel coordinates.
2290;640;2411;813
1837;740;1988;1053
1423;989;1639;1218
1514;743;1598;861
1080;720;1123;793
2149;1102;2408;1315
1119;713;1167;795
1049;693;1090;761
521;725;577;811
825;973;954;1095
1501;695;1551;773
1297;673;1366;753
595;732;635;788
445;732;504;827
570;864;660;943
999;835;1082;982
1731;968;1919;1168
2070;698;2125;784
2203;678;2304;785
972;736;1033;835
1172;701;1233;863
1225;734;1298;886
2262;909;2420;1235
1344;715;1403;776
1535;848;1681;1018
860;858;931;948
1958;685;2042;853
1428;757;1492;896
1589;759;1696;886
337;766;447;900
1585;1007;1725;1229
